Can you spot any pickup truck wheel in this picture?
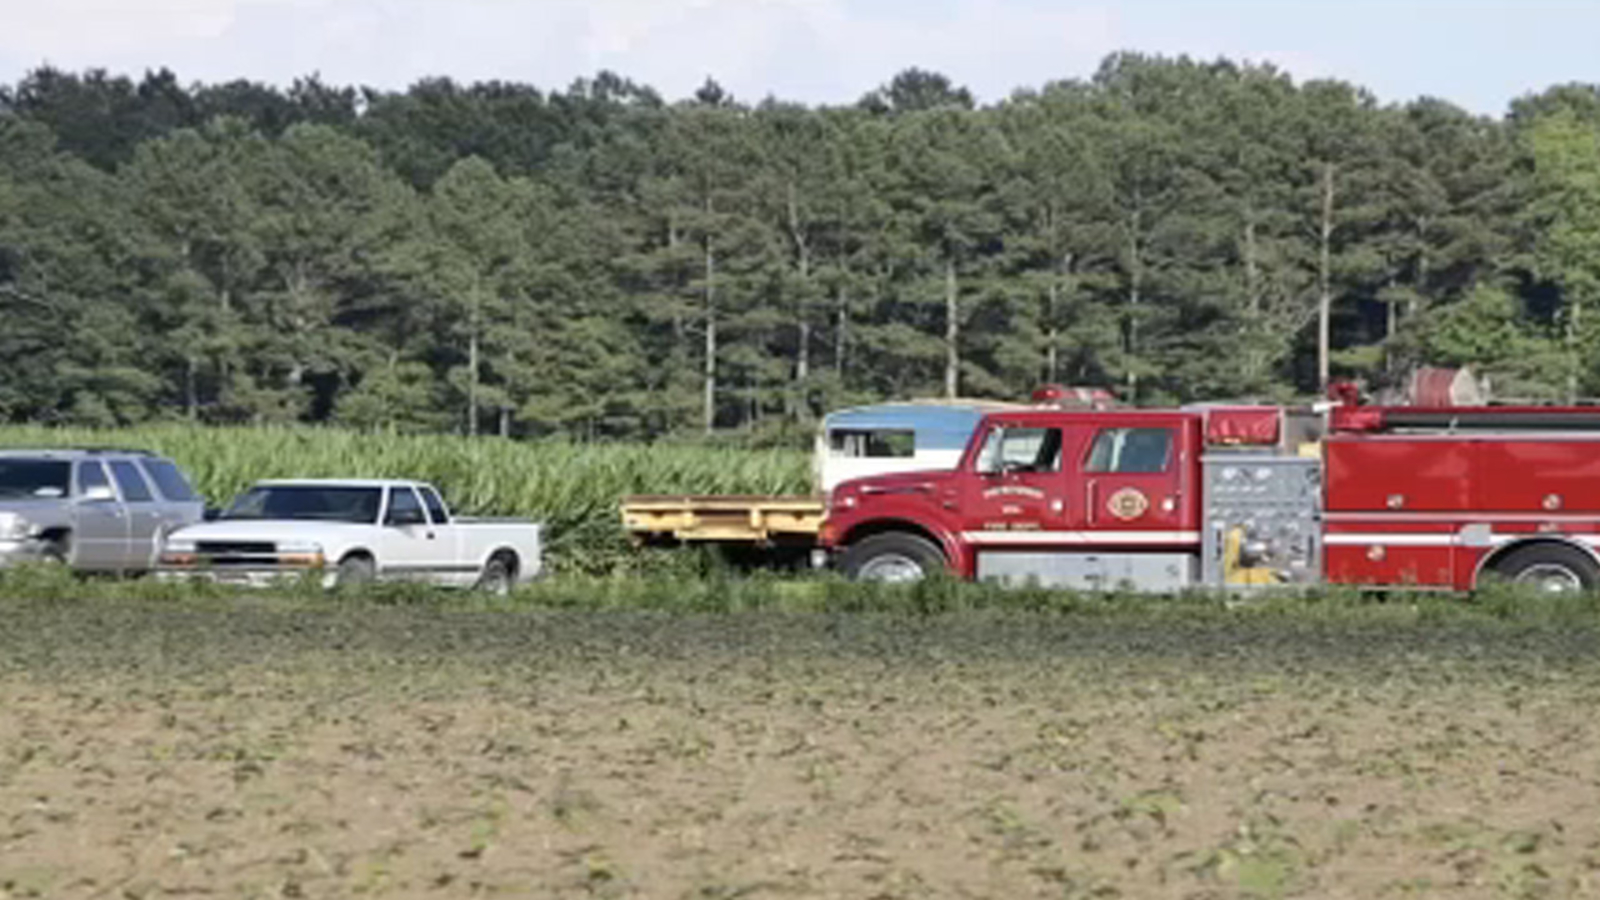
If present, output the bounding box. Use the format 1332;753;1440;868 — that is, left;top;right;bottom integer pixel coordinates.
1492;544;1599;594
335;554;376;588
475;556;515;596
840;533;945;584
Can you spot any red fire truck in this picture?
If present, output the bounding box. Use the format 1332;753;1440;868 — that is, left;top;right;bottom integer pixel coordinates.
818;384;1600;594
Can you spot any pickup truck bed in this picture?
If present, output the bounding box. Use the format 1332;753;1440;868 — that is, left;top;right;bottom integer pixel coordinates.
621;495;823;544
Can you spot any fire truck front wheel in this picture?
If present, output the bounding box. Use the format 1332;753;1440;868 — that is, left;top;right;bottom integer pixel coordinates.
840;532;945;583
1491;543;1600;594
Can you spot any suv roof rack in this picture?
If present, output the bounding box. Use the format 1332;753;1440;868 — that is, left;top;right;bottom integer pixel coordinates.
0;446;153;455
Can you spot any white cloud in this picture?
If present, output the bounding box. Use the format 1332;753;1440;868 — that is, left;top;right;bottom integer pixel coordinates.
0;0;1122;102
3;0;240;63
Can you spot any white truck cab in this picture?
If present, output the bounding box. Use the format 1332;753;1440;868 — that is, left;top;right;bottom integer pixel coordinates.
816;401;1024;492
160;478;542;592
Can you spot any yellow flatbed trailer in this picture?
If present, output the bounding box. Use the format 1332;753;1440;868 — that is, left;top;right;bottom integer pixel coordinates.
621;495;825;545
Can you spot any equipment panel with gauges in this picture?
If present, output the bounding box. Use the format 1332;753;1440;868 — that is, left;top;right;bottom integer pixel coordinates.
1200;455;1322;587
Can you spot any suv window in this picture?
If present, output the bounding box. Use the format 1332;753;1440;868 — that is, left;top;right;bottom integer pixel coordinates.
976;427;1062;474
108;460;155;502
420;487;450;525
1085;428;1173;474
76;461;112;496
139;458;199;502
385;488;426;526
0;459;71;499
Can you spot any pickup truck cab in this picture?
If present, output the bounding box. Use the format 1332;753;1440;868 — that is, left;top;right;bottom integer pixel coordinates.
159;478;542;591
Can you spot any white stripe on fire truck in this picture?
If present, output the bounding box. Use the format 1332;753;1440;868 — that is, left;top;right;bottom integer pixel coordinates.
960;530;1201;546
1324;532;1600;547
1324;511;1600;523
1323;533;1457;547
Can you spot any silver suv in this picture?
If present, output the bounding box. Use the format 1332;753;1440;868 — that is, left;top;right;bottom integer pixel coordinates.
0;449;206;572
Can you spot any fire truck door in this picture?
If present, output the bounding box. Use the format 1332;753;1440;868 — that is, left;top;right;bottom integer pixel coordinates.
1078;424;1190;533
962;423;1076;534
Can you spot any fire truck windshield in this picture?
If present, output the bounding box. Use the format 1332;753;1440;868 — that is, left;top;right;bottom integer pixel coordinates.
977;427;1062;474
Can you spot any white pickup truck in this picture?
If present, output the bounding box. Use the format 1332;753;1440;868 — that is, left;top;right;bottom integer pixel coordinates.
158;479;542;591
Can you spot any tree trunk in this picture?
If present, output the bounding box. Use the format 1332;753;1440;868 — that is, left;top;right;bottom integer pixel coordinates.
1242;216;1263;384
1244;217;1260;317
1126;207;1142;396
1046;275;1060;385
499;407;510;438
1569;298;1581;405
944;258;960;399
1410;217;1429;320
468;324;479;437
703;236;717;434
1318;162;1335;391
788;181;810;421
834;286;848;379
185;356;198;420
667;217;684;341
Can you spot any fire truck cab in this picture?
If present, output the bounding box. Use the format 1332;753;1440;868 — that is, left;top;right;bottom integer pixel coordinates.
819;393;1600;594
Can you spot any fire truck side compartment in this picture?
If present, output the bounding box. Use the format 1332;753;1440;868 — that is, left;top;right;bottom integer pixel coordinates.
1322;433;1600;589
1200;454;1322;587
976;551;1197;591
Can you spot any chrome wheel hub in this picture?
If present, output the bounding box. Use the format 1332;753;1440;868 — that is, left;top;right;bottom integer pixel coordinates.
857;553;926;584
1515;563;1584;594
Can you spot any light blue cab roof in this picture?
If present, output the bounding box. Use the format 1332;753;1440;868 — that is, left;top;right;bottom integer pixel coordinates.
822;402;1018;452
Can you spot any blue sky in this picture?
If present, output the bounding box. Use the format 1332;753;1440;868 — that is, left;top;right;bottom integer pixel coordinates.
2;0;1596;116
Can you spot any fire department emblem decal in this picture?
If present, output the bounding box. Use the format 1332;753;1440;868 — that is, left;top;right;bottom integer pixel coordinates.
1106;487;1149;521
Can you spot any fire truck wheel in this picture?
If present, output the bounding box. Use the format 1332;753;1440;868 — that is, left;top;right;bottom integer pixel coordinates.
840;532;945;583
1492;543;1600;594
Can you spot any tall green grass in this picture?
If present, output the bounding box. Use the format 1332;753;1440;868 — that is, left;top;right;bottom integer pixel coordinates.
0;424;812;570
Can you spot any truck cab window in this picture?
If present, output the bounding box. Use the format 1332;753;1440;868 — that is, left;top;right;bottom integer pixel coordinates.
977;427;1062;474
1086;427;1173;474
829;429;914;458
385;488;427;526
420;487;450;525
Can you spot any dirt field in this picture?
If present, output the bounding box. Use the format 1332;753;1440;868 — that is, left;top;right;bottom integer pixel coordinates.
3;597;1600;898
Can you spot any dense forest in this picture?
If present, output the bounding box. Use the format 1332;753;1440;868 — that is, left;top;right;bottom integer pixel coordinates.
4;54;1600;438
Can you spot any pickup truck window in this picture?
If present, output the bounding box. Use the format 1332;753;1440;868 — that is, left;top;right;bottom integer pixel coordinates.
976;427;1062;474
385;488;427;526
1085;427;1173;474
108;460;155;502
0;459;70;499
420;487;450;525
224;486;383;523
140;459;199;502
830;429;915;458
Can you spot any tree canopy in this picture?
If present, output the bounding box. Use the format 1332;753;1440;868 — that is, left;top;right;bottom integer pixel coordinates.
3;56;1599;436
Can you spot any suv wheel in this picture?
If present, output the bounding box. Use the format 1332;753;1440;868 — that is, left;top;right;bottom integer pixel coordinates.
39;540;68;566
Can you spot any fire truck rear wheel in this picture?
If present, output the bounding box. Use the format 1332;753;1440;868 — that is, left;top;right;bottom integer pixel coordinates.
1491;543;1600;594
840;532;945;584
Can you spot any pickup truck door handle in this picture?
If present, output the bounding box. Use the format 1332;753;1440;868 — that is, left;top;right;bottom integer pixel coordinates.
425;532;436;540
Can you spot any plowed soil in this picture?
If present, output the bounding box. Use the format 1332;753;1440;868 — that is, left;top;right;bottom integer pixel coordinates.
3;600;1599;898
